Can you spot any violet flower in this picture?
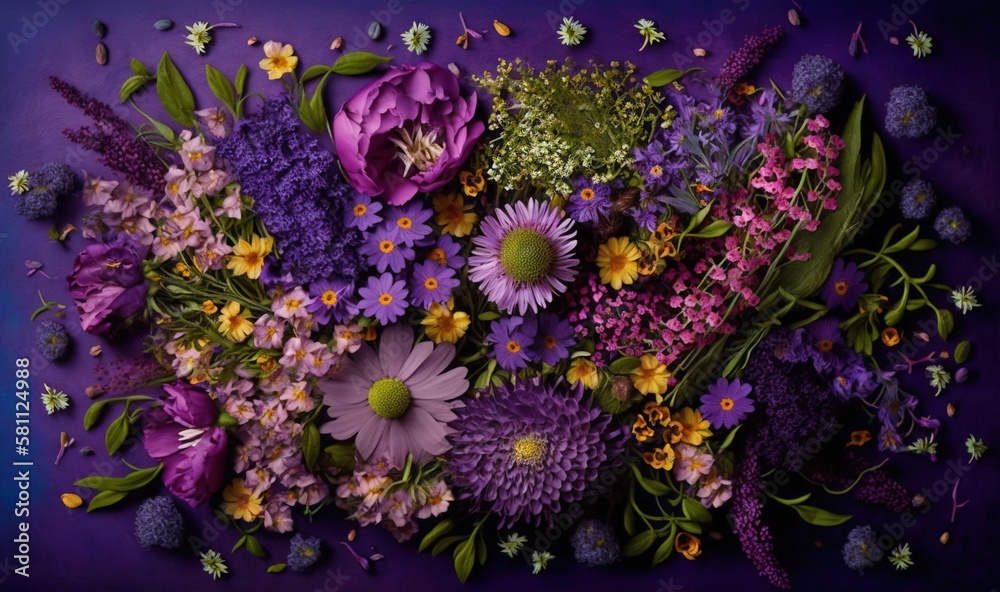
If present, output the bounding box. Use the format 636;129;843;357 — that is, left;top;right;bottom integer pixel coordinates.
333;62;484;206
67;233;150;336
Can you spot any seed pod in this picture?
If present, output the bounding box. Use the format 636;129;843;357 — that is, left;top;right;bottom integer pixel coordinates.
89;345;102;357
787;9;800;27
955;367;969;383
85;384;105;399
912;493;926;507
367;21;382;40
62;493;83;509
493;20;511;36
693;48;707;57
154;19;173;31
370;554;385;561
96;42;108;65
946;403;956;417
330;36;343;50
247;36;258;46
347;529;357;542
889;36;899;45
939;532;950;545
93;20;106;39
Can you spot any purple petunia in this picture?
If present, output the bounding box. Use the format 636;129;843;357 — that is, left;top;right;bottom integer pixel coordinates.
409;260;459;308
357;272;409;325
345;193;383;231
384;202;434;246
485;315;536;372
821;259;867;312
531;312;575;366
565;177;613;225
359;226;414;274
699;378;755;429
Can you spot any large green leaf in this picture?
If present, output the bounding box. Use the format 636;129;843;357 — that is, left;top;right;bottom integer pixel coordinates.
156;52;196;127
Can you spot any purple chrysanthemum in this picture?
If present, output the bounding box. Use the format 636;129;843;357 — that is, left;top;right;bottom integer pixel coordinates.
307;279;354;325
410;260;459;308
360;226;414;274
884;85;936;139
357;272;409;325
423;234;464;270
485;315;536;372
933;206;971;244
318;323;468;466
446;378;627;528
532;312;574;366
345;193;383;231
821;259;867;311
899;179;936;220
384;202;434;247
699;378;755;429
790;54;844;114
565;178;613;225
469;198;578;315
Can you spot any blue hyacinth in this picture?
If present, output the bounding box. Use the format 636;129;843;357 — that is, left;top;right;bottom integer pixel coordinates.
135;496;184;550
791;54;844;114
899;179;937;220
884;85;936;139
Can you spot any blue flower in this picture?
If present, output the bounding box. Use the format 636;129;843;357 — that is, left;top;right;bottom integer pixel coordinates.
933;206;971;244
360;226;414;273
842;525;883;571
899;179;936;220
36;320;70;361
287;533;322;572
821;259;867;312
530;312;574;366
565;177;613;225
384;202;434;246
791;54;844;114
571;519;620;566
15;188;57;220
884;85;936;139
135;496;184;550
345;193;383;231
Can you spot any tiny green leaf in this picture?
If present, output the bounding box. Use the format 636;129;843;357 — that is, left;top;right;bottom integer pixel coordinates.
419;519;455;553
235;64;248;95
156;52;196;127
86;489;128;512
954;340;971;364
682;497;712;523
608;356;641;375
630;463;670;496
477;311;500;321
245;535;266;558
120;75;150;103
330;52;393;75
301;422;320;473
104;411;130;455
267;563;286;574
717;424;742;453
768;492;811;506
935;308;954;340
301;65;332;83
790;504;851;526
324;443;356;471
232;534;247;553
644;67;700;87
651;524;677;566
130;58;150;77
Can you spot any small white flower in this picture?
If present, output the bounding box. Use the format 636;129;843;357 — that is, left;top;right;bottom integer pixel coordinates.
530;550;553;574
8;170;29;195
200;549;228;579
41;384;69;415
402;22;431;55
635;19;666;51
185;21;212;54
498;533;527;558
556;17;586;46
925;364;950;396
950;286;980;315
888;543;914;570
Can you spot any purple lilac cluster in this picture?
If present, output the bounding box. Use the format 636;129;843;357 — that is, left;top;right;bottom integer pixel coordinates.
218;99;363;286
485;312;574;372
49;77;165;190
807;450;911;513
570;519;620;566
716;25;784;89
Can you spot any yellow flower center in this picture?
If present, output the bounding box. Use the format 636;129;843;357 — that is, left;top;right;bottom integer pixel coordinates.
379;293;393;306
506;340;521;354
397;217;413;230
353;203;368;216
427;247;446;265
650;165;663;177
834;280;849;296
543;335;557;349
424;277;438;290
580;188;595;201
379;240;395;254
719;397;735;411
511;433;547;467
322;290;338;306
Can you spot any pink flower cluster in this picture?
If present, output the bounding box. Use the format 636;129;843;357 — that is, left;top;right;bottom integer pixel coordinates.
672;444;733;508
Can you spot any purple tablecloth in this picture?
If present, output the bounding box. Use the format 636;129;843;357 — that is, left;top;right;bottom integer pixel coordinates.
1;0;997;590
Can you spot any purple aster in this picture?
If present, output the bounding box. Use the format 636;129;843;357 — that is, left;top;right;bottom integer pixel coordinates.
821;259;867;312
318;323;468;466
345;193;383;231
899;179;936;220
384;202;434;246
307;279;354;325
409;260;460;308
884;85;936;139
633;139;671;188
359;226;414;274
933;206;971;244
357;272;409;325
565;177;613;225
486;315;536;372
790;54;844;114
446;378;628;528
806;317;844;354
469;198;578;315
531;312;574;367
423;234;464;270
699;378;755;429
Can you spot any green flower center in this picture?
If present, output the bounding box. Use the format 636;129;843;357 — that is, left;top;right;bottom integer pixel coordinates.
499;228;553;284
368;378;411;419
511;433;548;468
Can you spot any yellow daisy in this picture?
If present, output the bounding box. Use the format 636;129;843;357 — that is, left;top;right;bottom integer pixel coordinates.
259;41;298;80
630;353;669;397
432;192;478;237
221;478;263;522
596;237;641;290
226;234;273;280
421;299;471;344
566;358;599;390
218;301;253;343
673;407;713;446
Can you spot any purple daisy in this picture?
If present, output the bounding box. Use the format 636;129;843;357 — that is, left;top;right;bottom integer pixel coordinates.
485;315;536;372
565;177;613;225
359;226;414;274
531;312;574;366
357;272;409;325
345;193;383;231
469;198;578;315
307;279;354;325
821;259;867;312
384;202;434;246
409;260;459;308
446;378;628;528
699;378;755;429
423;234;464;270
318;323;468;466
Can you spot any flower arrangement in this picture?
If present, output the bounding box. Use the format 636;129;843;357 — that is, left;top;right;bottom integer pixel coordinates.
11;8;988;590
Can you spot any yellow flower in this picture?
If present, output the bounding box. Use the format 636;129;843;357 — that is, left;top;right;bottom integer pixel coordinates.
596;237;641;290
432;192;478;237
226;234;273;280
259;41;298;80
674;407;712;446
643;445;675;470
202;300;218;315
566;358;599;390
218;301;253;343
421;299;471;344
221;478;263;522
459;168;486;197
630;354;669;397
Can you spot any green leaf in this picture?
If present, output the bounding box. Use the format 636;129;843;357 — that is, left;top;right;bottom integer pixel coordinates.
717;425;742;453
324;443;356;471
205;65;237;112
608;356;641;375
477;311;500;321
687;220;733;239
419;519;455;553
431;535;466;557
120;75;150;103
453;537;475;583
330;52;393;75
104;411;130;455
245;534;266;558
156;52;196;127
790;504;851;526
301;64;332;83
884;225;920;254
86;489;128;512
630;463;670;496
301;422;320;473
267;563;286;574
644;67;700;87
860;132;887;213
651;525;676;566
676;520;702;534
232;534;247;553
936;308;954;340
908;238;937;251
623;503;637;536
74;464;163;492
475;533;488;567
298;74;330;134
130;58;151;77
684;203;712;232
213;510;231;526
768;492;811;506
235;64;248;95
681;497;712;523
954;340;971;364
622;530;656;557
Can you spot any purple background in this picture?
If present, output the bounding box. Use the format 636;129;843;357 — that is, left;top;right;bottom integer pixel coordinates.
1;0;998;590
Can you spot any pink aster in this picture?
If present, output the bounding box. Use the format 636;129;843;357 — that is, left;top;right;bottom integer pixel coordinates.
318;322;468;466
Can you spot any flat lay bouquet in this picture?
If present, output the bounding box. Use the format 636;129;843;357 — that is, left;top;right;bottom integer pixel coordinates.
10;8;989;589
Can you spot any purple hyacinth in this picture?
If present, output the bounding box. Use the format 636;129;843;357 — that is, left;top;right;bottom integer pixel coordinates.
446;378;628;528
790;54;844;114
357;272;409;325
899;179;936;220
842;525;883;571
15;188;57;220
286;533;322;571
36;320;70;361
716;25;784;89
884;85;936;139
135;496;184;550
485;315;536;372
699;378;755;429
409;260;459;308
933;206;971;244
821;259;867;312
